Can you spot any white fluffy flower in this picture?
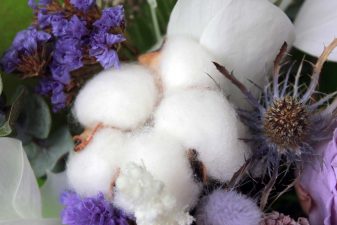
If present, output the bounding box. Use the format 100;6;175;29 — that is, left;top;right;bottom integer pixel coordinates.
114;162;195;225
159;36;225;92
154;89;250;181
167;0;295;105
73;64;158;130
67;128;128;196
127;130;202;209
294;0;337;62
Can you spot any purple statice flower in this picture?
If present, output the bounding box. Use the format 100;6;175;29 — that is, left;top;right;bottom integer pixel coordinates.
36;78;67;112
70;0;95;12
297;128;337;225
89;31;125;69
52;15;88;39
61;191;131;225
28;0;51;9
0;27;51;74
93;6;124;31
196;190;261;225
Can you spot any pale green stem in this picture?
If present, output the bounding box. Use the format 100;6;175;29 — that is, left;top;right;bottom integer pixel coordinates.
147;0;162;43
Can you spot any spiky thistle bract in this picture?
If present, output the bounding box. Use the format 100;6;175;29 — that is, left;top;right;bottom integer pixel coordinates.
214;39;337;209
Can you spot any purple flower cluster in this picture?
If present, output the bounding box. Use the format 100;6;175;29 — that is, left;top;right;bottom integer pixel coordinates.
0;27;51;74
61;191;131;225
1;0;125;112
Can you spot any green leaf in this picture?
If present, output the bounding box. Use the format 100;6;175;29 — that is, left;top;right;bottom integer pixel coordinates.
0;121;12;136
0;74;3;95
21;94;52;139
0;86;26;137
24;127;74;178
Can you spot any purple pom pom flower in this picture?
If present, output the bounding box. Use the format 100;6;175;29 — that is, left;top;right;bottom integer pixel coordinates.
61;191;131;225
196;190;262;225
93;6;125;30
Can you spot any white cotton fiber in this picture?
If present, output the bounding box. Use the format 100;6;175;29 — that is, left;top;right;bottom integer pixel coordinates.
114;162;195;225
126;130;202;209
66;128;128;196
154;89;250;181
159;37;226;92
73;64;158;130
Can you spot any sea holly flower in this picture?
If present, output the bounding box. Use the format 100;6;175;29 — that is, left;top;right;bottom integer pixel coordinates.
294;0;337;62
214;39;337;208
296;128;337;225
0;137;68;224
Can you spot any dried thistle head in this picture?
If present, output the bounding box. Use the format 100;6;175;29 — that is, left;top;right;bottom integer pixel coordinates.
215;39;337;208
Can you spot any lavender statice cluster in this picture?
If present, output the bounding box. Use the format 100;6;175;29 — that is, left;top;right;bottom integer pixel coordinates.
0;0;125;112
61;191;131;225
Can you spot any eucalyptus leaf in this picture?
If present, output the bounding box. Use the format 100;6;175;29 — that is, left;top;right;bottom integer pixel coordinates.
24;127;74;178
0;138;42;219
0;121;12;137
21;94;51;139
0;86;26;136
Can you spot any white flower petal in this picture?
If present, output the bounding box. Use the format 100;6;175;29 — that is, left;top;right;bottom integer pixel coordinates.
0;138;41;219
40;171;69;218
199;0;294;105
0;218;61;225
167;0;232;40
294;0;337;61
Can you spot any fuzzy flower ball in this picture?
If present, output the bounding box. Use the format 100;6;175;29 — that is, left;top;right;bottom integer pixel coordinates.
196;190;262;225
61;191;131;225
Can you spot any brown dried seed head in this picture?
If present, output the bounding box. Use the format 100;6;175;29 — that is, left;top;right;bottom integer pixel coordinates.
263;96;309;149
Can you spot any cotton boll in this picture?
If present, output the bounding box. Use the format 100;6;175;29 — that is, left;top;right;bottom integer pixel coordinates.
159;37;226;92
127;130;202;209
67;128;128;196
154;89;250;181
196;190;261;225
114;162;195;225
73;64;158;130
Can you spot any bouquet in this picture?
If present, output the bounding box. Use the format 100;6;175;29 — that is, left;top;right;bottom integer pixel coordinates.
0;0;337;225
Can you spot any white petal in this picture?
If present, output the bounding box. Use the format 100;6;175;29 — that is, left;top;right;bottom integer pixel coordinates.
73;64;158;129
167;0;232;40
0;138;41;219
0;218;61;225
40;171;69;218
294;0;337;61
199;0;294;105
154;90;250;181
66;128;128;196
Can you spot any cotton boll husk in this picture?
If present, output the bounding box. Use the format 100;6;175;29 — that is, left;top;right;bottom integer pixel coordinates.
199;0;294;106
159;37;226;92
66;128;128;197
294;0;337;62
196;190;261;225
73;64;158;130
167;0;232;40
154;89;250;181
126;130;202;209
